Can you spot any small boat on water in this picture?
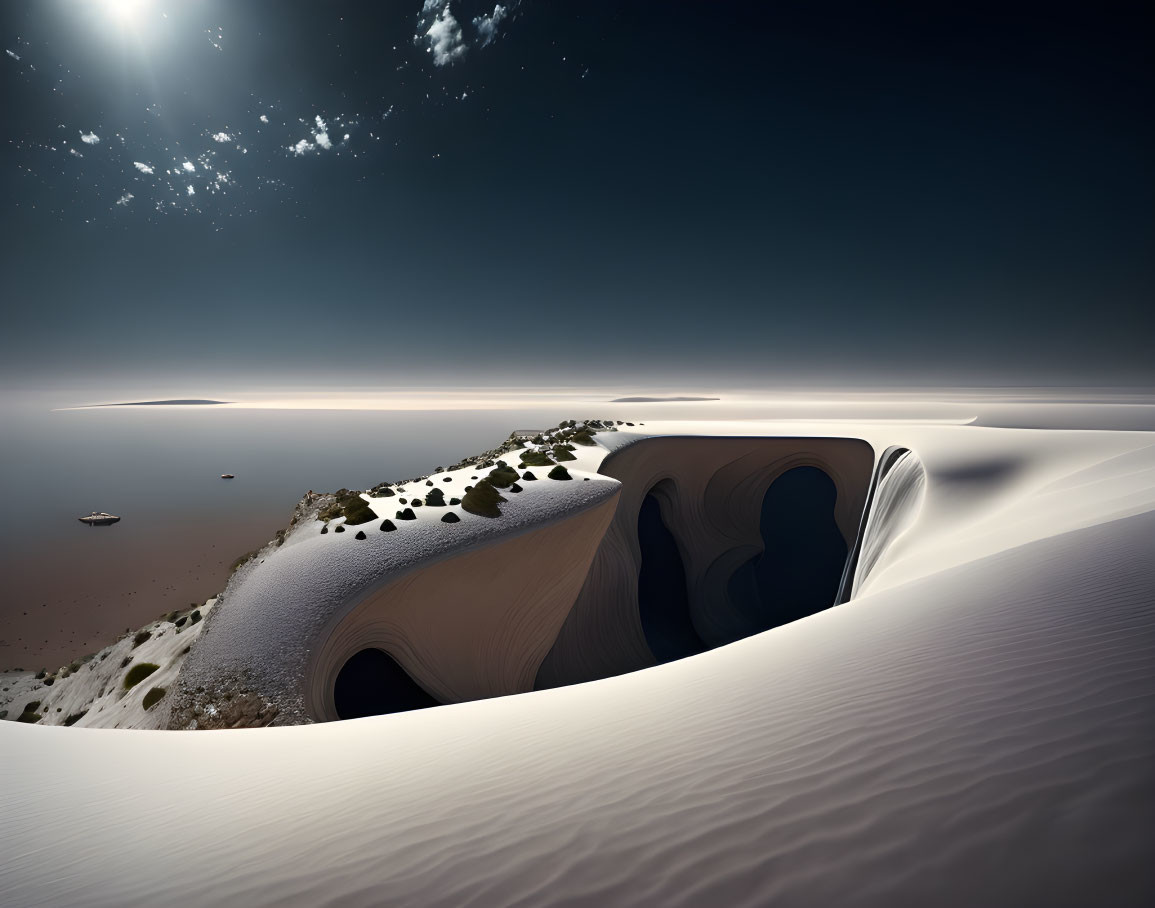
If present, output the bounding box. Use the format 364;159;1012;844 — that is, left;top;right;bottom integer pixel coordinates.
221;474;235;479
78;511;120;526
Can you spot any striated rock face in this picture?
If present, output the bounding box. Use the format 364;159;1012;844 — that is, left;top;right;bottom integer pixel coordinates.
536;436;875;689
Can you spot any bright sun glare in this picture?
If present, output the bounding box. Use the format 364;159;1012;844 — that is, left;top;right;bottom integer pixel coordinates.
101;0;150;24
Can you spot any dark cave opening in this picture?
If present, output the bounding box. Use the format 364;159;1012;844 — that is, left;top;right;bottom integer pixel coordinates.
727;466;848;635
637;488;705;663
333;648;439;720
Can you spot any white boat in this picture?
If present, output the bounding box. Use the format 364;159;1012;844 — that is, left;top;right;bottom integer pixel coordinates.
78;511;120;526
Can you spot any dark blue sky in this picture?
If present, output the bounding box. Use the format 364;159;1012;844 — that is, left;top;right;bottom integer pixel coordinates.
2;1;1152;390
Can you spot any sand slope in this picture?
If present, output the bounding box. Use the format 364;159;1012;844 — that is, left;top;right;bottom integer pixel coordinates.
1;417;1154;906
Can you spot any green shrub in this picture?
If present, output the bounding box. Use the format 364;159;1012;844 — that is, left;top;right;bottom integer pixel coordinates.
17;703;41;723
411;499;423;508
485;464;519;488
551;446;576;462
521;471;538;481
320;491;378;526
124;663;159;690
570;429;596;446
397;508;417;520
441;512;460;523
133;630;151;648
520;450;554;467
375;486;396;497
548;465;572;481
449;497;461;505
380;519;397;532
63;710;87;726
142;687;166;710
425;488;446;506
461;480;506;518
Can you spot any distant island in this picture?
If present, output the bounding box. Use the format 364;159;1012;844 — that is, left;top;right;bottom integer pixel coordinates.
86;399;233;407
610;396;719;403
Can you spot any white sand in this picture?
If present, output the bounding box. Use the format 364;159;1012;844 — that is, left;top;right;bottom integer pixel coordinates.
1;405;1153;905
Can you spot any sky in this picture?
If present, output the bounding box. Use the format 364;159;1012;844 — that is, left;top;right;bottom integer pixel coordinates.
1;1;1152;392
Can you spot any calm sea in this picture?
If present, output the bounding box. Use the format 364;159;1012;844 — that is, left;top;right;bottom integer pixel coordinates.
0;395;619;670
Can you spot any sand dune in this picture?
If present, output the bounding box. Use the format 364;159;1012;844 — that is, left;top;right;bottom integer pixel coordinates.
1;411;1153;905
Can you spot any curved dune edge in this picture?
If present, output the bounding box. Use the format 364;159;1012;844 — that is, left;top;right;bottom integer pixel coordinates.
305;493;619;718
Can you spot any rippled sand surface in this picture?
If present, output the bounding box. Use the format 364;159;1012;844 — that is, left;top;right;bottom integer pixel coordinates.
2;504;1152;906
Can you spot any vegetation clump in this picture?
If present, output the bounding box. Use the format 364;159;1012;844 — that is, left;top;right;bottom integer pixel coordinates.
354;530;367;539
124;663;159;690
380;519;397;532
441;512;460;523
132;630;151;649
551;445;577;462
189;610;202;625
63;710;88;726
335;525;346;533
509;483;523;493
425;488;446;507
17;701;42;723
548;465;573;481
142;687;166;710
461;480;506;518
397;508;417;521
570;429;597;446
319;490;378;526
485;463;520;488
320;525;328;534
521;471;538;481
449;497;461;505
519;450;555;467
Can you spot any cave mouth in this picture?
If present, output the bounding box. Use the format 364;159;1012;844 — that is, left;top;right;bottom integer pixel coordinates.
333;648;439;720
637;486;705;663
727;465;848;636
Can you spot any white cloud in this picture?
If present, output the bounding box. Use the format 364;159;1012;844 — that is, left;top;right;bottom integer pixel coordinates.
186;184;196;196
211;132;233;143
69;148;83;158
315;115;326;130
259;114;269;124
181;161;196;172
80;131;100;144
6;49;20;61
315;130;332;150
473;4;507;47
425;3;466;66
289;138;315;156
116;193;134;206
133;161;155;174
